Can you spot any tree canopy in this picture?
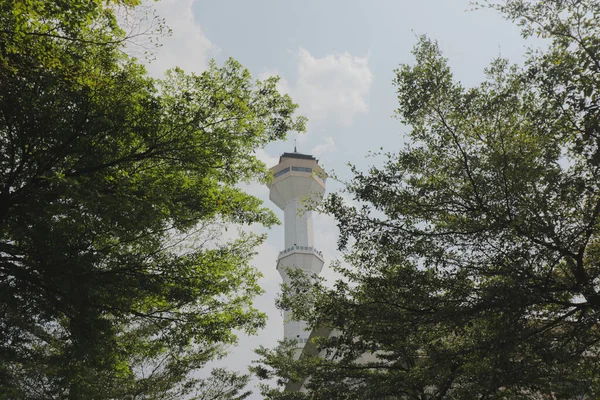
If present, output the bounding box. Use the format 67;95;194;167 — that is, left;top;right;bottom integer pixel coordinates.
0;0;304;398
256;0;600;398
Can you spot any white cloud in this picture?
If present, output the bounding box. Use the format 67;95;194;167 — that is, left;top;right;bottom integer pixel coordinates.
260;49;372;129
257;70;292;96
254;148;279;169
311;136;337;157
294;48;372;127
130;0;217;78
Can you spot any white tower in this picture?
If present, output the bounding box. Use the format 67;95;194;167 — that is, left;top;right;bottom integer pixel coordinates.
268;151;326;351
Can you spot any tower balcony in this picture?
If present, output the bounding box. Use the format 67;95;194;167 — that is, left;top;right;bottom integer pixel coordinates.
277;245;324;263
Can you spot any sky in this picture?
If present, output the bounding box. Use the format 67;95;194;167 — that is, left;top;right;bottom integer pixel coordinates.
135;1;532;397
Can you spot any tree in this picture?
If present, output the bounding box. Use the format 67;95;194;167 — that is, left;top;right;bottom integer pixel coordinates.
256;0;600;398
193;368;252;400
0;0;305;398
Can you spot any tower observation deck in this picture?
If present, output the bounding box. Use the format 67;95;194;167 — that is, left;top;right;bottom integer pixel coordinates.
268;151;327;351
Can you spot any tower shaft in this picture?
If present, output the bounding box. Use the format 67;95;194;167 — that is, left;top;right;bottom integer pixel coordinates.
283;199;313;249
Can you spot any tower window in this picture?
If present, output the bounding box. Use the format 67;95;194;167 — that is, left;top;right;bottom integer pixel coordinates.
291;166;312;173
273;167;290;178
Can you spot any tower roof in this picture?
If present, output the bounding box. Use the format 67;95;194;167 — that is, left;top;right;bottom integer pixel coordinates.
279;152;317;163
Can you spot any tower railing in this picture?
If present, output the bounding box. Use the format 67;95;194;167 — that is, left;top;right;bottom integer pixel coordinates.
277;245;324;262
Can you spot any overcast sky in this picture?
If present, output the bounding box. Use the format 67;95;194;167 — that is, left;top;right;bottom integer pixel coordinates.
138;1;531;397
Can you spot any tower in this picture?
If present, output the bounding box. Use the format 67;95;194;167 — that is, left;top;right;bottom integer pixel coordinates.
268;150;326;351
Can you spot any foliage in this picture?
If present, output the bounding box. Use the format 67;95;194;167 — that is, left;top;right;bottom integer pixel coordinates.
193;368;252;400
0;0;305;398
256;0;600;398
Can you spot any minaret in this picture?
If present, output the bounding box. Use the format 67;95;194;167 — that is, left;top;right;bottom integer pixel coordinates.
268;150;326;351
